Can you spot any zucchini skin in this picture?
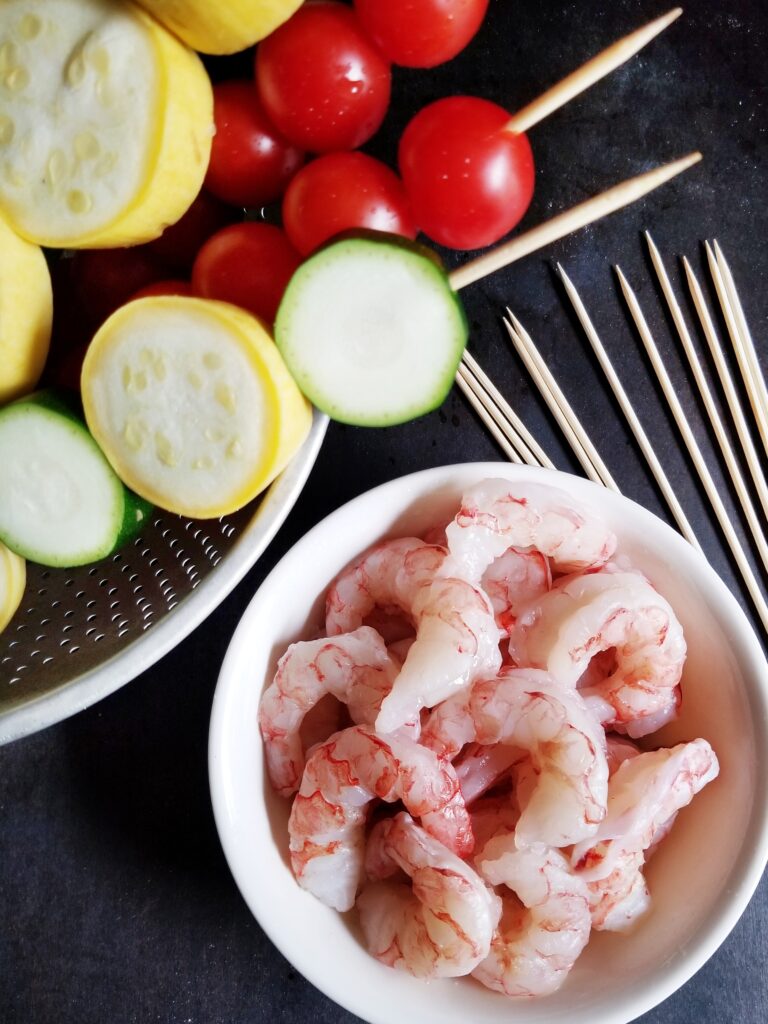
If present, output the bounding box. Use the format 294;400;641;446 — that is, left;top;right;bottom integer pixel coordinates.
0;390;153;566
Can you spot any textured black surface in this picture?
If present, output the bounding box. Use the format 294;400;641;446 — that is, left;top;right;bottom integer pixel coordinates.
1;1;767;1021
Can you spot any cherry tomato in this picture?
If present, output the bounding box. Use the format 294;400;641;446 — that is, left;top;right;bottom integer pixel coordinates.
255;2;391;152
147;189;232;272
282;153;417;256
192;223;301;324
130;280;196;300
205;81;305;207
354;0;489;68
399;96;535;250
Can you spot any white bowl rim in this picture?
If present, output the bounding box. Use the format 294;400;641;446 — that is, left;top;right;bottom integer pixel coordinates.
209;461;768;1024
0;411;328;745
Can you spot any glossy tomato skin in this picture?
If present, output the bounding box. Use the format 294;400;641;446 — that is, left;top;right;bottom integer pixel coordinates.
192;223;302;324
399;96;535;250
147;189;232;272
282;153;417;255
354;0;489;68
205;81;305;207
255;2;391;152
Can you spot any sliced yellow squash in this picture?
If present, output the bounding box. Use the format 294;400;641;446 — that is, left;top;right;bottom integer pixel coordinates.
0;0;213;249
135;0;303;55
0;214;52;404
81;297;313;519
0;540;25;636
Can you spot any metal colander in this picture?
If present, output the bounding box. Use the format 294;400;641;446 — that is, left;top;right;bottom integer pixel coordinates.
0;413;327;744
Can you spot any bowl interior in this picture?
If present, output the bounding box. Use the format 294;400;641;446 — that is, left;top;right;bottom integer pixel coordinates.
210;463;768;1024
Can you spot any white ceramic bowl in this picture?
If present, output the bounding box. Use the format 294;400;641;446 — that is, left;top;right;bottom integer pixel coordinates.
209;462;768;1024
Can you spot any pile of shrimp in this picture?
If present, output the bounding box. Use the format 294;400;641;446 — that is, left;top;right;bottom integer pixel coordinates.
259;478;719;999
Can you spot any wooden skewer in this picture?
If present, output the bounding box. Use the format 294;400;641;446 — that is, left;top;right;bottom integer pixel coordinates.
711;240;768;457
449;152;701;290
704;242;768;458
617;266;768;635
645;233;768;575
683;257;768;524
503;312;619;491
504;8;683;135
557;263;701;550
460;351;555;469
455;364;524;465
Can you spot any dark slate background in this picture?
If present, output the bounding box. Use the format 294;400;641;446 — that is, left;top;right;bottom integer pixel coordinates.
1;0;767;1021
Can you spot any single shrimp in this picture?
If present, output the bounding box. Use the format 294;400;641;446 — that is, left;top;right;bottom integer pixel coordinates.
324;539;502;734
510;570;687;738
469;668;609;847
325;538;445;635
358;813;501;979
571;739;719;931
444;479;616;583
473;835;591;998
288;725;473;912
259;626;399;797
375;575;502;734
481;546;551;636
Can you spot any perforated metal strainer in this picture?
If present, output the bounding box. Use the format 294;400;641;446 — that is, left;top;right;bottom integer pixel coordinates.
0;412;327;744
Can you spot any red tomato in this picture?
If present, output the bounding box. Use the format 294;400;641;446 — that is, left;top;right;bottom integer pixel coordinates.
255;2;391;152
130;280;196;300
147;189;232;272
399;96;535;250
354;0;489;68
282;153;417;256
205;81;305;207
192;223;301;324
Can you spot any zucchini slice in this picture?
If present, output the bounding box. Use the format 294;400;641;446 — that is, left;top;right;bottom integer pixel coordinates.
0;392;152;567
0;0;213;248
81;297;312;519
0;214;52;405
274;236;468;427
135;0;303;55
0;541;25;636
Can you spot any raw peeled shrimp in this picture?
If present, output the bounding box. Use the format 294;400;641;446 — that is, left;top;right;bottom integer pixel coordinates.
445;479;616;583
358;813;501;979
288;725;473;912
324;538;502;735
469;668;609;847
473;835;591;998
510;570;687;738
571;739;719;930
481;547;551;636
325;538;445;635
375;575;502;734
259;626;399;796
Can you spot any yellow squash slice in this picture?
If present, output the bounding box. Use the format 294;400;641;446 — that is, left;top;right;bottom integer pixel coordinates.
0;540;25;636
135;0;303;56
81;297;312;519
0;214;52;404
0;0;213;248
